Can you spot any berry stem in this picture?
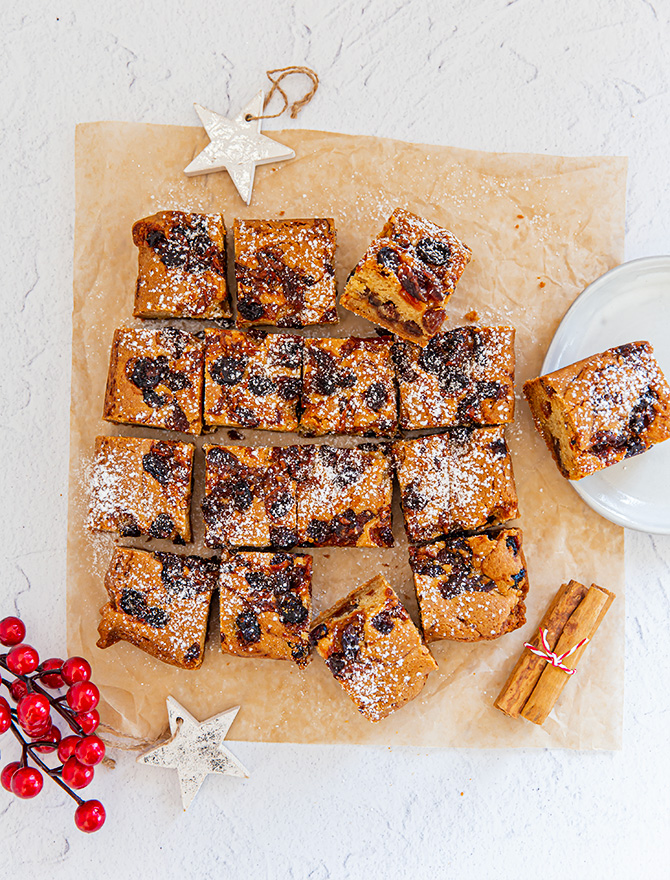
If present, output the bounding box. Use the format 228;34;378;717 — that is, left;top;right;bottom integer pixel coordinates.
7;721;83;805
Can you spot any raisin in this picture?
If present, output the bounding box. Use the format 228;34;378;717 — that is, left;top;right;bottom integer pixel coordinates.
142;452;172;486
402;320;423;337
612;342;637;358
274;336;303;369
269;526;297;549
271;571;292;594
235;610;261;645
371;610;394;634
291;644;309;664
206;446;239;469
228;429;244;440
378;300;400;321
629;387;658;435
314;369;338;396
143;606;170;628
146;229;167;249
269;492;293;520
341;622;362;659
229;479;253;512
275;376;301;401
376;247;400;270
422;308;446;333
277;594;308;627
118;514;141;537
233;406;260;427
245;571;270;591
158;554;189;593
166;404;190;433
416;237;451;265
370;524;394;547
183;643;201;664
330;509;364;543
326;653;347;678
402;486;427;511
120;588;148;618
306;519;330;544
236;298;266;322
476;380;504;400
209;355;247;386
142;389;169;409
270;552;293;566
363;382;388;412
505;534;520;555
625;437;647;458
159;328;189;359
337;370;358;390
149;514;174;539
511;568;527;588
128;356;169;391
248;374;276;396
488;438;507;457
310;623;328;644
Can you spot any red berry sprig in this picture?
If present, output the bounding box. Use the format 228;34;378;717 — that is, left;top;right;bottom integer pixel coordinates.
0;616;106;833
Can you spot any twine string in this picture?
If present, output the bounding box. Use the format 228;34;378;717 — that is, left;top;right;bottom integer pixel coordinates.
246;66;319;121
523;628;590;676
97;717;184;763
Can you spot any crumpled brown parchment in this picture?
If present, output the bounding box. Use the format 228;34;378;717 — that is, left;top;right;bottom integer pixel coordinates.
67;122;627;749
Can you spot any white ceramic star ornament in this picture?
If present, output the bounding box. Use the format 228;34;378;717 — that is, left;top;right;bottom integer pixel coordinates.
184;90;295;204
137;697;248;810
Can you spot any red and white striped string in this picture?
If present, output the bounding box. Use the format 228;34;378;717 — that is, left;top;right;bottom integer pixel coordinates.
523;628;589;675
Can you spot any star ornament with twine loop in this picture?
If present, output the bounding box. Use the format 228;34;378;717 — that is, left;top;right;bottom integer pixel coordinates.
184;66;319;205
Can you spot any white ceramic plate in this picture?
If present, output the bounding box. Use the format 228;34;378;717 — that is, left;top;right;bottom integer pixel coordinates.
542;256;670;534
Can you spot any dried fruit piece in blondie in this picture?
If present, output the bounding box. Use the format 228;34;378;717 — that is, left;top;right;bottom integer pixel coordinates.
203;328;303;431
296;444;394;547
300;336;398;437
97;547;219;668
393;326;515;430
132;211;230;319
524;341;670;480
393;428;518;544
310;574;437;722
219;551;312;667
409;529;529;642
89;436;194;542
201;445;298;549
103;327;204;435
234;218;337;327
340;208;471;346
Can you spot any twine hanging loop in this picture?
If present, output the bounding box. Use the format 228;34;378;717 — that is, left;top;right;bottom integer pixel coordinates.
246;66;319;121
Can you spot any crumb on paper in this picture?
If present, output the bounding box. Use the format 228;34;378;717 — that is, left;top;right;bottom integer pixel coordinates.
463;309;479;321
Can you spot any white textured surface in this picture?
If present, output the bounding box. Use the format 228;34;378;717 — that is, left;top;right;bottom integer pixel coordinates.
1;2;669;877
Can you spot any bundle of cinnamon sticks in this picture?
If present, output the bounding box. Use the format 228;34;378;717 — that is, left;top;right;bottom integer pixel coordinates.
495;579;615;725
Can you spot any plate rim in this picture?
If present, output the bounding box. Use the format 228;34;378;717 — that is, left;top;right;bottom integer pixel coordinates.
540;255;670;535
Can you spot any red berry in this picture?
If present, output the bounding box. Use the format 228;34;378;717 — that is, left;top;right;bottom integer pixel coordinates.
74;799;106;833
0;616;26;647
32;723;62;754
76;710;100;734
61;657;91;686
11;766;43;798
61;756;94;790
67;681;99;713
5;644;39;675
9;679;28;702
75;735;105;766
1;761;20;792
39;658;65;689
58;734;81;763
17;693;51;731
0;697;11;734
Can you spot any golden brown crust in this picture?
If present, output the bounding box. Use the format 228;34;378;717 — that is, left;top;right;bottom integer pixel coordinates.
340;208;471;346
296;444;394;548
393;326;515;430
409;529;529;642
392;428;518;544
218;551;312;667
234;218;337;327
97;547;219;668
89;436;194;542
103;327;204;435
300;337;398;437
132;211;230;319
523;341;670;480
203;329;302;431
310;574;438;722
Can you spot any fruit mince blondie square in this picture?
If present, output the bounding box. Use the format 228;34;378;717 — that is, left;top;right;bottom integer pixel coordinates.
393;326;515;430
203;328;303;431
103;327;204;435
340;208;472;346
524;341;670;480
218;551;312;668
393;427;518;544
296;444;394;547
97;547;219;669
132;211;230;320
89;436;194;543
300;336;398;437
309;574;438;722
234;218;337;327
409;528;529;642
201;445;297;549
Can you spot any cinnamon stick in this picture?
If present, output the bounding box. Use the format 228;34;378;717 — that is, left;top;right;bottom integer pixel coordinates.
520;584;615;725
494;580;589;718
